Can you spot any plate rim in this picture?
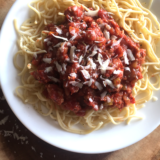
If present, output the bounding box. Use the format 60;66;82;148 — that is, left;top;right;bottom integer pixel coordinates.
0;0;160;154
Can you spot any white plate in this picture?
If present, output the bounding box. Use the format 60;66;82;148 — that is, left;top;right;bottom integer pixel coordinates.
0;0;160;154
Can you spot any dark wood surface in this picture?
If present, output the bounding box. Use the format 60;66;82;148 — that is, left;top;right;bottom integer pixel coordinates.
1;1;160;160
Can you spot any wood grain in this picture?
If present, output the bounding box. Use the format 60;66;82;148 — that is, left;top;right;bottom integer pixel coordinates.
0;0;160;160
0;0;15;28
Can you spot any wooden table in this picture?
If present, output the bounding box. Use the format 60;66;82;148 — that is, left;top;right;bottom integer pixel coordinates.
1;0;160;160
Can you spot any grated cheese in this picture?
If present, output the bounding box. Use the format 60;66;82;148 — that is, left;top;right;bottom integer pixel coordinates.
84;10;99;17
111;38;122;47
79;55;83;63
95;81;103;91
44;38;49;42
83;78;93;87
101;91;107;99
103;79;115;88
52;34;68;41
106;96;111;103
111;35;117;40
88;58;96;70
81;70;90;79
70;73;77;78
125;67;131;72
113;70;122;74
97;53;103;65
54;61;62;72
100;104;104;110
104;30;110;40
70;34;77;41
89;98;93;102
69;81;83;88
43;58;52;64
105;24;111;30
56;27;62;34
54;42;62;47
99;59;113;74
48;76;60;83
94;105;98;110
70;46;76;62
62;63;67;71
123;51;129;65
44;67;52;73
126;49;135;61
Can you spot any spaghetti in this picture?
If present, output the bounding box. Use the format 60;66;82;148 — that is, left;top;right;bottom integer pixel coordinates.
14;0;160;134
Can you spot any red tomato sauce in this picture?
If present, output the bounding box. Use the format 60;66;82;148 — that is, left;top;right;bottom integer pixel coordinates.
31;6;146;116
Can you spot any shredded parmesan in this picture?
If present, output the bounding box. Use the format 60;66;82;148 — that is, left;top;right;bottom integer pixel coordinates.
93;105;98;110
70;34;77;41
43;58;52;64
113;70;122;74
79;55;83;63
103;79;115;88
111;35;117;40
44;38;49;42
104;30;110;40
62;63;67;71
69;81;83;88
44;67;52;73
81;70;90;79
88;58;96;70
89;49;97;57
54;61;62;72
54;42;62;47
83;78;93;87
70;73;77;78
99;59;113;74
101;91;107;98
105;24;111;30
106;96;111;103
125;67;131;71
48;76;60;83
70;46;76;62
89;98;93;102
123;51;129;65
95;81;103;91
84;10;99;17
97;53;103;65
111;38;123;47
100;104;104;110
52;34;68;41
127;49;135;61
56;27;62;34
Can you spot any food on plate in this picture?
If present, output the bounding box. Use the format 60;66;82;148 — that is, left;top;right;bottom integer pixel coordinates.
14;0;160;134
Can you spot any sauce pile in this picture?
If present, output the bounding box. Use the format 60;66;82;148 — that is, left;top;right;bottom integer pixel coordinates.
31;6;146;116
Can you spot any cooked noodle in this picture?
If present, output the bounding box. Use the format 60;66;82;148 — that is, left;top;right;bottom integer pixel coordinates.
14;0;160;134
